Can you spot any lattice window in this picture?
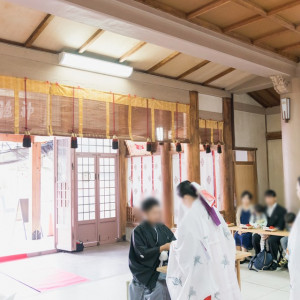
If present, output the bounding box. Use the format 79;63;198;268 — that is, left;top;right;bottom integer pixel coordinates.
99;157;116;219
76;138;117;154
77;157;96;221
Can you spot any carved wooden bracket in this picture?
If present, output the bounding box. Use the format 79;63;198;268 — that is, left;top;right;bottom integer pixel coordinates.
270;75;290;94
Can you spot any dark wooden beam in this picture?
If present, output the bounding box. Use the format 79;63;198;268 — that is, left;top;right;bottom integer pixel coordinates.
176;60;210;80
119;41;147;63
147;51;181;72
248;91;269;107
203;67;235;85
187;0;230;19
119;140;127;238
266;131;282;140
267;1;300;16
25;14;55;48
161;143;173;228
186;91;200;183
220;97;235;222
223;15;263;33
78;29;104;53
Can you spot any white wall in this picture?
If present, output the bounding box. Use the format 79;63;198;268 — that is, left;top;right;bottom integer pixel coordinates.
234;94;268;203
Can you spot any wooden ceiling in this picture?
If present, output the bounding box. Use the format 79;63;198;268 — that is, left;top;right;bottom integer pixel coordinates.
248;87;280;107
135;0;300;62
0;0;278;107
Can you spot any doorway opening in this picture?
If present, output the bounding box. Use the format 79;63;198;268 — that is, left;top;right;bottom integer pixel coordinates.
75;138;119;246
0;134;55;257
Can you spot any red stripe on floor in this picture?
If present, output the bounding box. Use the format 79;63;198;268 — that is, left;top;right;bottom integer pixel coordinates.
0;254;28;263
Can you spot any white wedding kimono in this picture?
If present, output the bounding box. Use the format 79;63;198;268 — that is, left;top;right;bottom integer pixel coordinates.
288;211;300;300
167;185;241;300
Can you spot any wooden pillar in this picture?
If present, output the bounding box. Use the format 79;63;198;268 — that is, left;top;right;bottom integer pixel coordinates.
32;141;42;234
161;143;173;228
118;140;127;239
220;97;235;222
186;91;200;183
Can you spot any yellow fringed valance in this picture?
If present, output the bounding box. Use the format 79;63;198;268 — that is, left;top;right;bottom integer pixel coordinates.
199;119;224;145
0;75;189;142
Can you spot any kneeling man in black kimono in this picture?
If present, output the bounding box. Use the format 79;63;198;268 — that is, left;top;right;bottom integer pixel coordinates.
129;197;175;300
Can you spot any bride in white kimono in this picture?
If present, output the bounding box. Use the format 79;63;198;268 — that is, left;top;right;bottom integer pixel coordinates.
167;181;241;300
288;177;300;300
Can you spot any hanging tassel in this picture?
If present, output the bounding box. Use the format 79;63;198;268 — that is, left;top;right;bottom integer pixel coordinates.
217;143;222;154
23;130;31;148
176;141;182;153
146;137;152;152
206;143;211;154
71;133;78;149
112;135;119;150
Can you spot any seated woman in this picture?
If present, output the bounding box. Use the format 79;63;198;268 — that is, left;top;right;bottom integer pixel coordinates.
234;191;253;261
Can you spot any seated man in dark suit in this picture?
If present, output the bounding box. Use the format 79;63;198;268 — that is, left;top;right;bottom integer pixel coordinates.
252;190;286;268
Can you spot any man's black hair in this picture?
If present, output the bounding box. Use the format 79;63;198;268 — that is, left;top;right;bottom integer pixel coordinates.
285;212;296;224
254;203;265;213
264;189;276;198
241;190;253;200
141;197;160;212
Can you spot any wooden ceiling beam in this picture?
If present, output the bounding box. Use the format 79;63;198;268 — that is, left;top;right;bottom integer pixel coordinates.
264;88;280;105
223;15;263;32
187;0;230;19
234;0;297;32
147;51;181;72
253;29;289;44
267;1;300;16
279;41;300;51
78;29;104;54
176;60;210;80
203;67;235;85
248;91;268;107
119;41;147;63
25;14;55;48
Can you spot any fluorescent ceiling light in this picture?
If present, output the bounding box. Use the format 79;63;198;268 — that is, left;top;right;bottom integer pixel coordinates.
58;52;133;78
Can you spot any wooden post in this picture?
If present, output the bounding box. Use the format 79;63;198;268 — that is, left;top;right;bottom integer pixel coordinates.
186;91;200;183
161;143;173;228
32;141;42;235
220;97;235;222
118;140;127;239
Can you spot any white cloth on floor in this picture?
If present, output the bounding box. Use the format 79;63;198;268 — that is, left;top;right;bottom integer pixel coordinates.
166;183;242;300
288;211;300;300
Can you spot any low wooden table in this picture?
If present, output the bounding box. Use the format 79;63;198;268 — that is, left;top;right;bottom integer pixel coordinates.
157;250;251;289
229;226;289;237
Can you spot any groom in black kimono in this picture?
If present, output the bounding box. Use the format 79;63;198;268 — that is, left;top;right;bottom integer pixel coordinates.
129;197;176;300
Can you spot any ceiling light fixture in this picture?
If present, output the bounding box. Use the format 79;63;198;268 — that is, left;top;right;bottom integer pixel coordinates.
58;52;133;78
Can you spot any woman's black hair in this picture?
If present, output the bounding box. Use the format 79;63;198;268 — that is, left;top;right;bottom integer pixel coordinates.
177;180;197;198
241;190;253;200
298;177;300;185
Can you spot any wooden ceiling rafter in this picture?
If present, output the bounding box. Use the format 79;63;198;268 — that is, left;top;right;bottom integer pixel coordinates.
78;29;104;54
267;0;300;16
248;91;269;107
147;51;181;72
223;15;264;33
133;0;300;61
202;67;235;85
25;14;55;48
119;41;147;62
176;60;210;80
187;0;230;19
248;87;280;108
253;28;289;45
233;0;297;32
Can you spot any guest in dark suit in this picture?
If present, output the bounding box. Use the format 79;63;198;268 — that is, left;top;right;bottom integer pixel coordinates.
252;190;287;267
